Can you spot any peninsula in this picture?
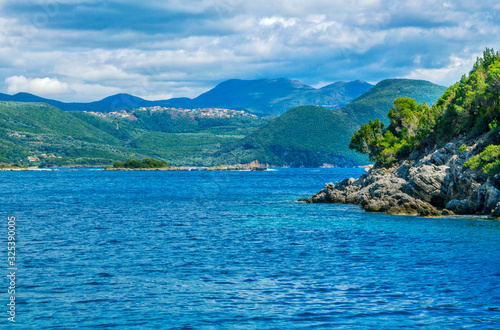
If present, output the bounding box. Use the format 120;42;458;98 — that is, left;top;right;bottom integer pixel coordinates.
105;158;267;171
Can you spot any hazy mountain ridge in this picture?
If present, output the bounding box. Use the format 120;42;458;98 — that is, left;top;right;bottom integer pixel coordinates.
0;78;446;167
0;78;373;116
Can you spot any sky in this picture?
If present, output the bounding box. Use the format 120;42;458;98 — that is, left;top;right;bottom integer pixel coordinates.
0;0;499;102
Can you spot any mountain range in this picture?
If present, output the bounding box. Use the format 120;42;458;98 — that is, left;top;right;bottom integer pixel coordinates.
0;78;447;167
0;78;373;116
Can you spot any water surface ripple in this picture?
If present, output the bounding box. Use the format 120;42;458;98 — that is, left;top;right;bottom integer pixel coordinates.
2;168;500;329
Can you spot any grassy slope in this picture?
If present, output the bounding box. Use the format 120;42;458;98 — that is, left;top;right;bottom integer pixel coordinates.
129;132;241;166
0;102;132;164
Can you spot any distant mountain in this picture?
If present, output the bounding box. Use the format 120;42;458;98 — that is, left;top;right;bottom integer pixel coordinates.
0;78;447;167
0;78;373;116
338;79;447;126
216;106;368;167
217;79;447;167
0;92;70;110
189;78;373;116
0;92;123;112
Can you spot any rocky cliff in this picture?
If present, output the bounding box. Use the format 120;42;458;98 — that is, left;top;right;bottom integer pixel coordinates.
300;134;500;218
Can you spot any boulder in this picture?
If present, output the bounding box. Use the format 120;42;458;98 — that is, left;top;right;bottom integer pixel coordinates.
445;199;472;214
468;183;500;214
405;164;448;206
492;202;500;218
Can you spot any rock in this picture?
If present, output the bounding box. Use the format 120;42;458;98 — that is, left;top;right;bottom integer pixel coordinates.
300;136;500;218
364;199;389;212
441;209;456;216
492;202;500;218
468;183;500;214
405;164;448;206
445;199;472;214
337;177;355;189
395;164;411;180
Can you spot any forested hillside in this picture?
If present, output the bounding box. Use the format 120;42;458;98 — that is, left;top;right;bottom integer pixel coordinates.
218;79;447;167
350;48;500;172
0;102;267;166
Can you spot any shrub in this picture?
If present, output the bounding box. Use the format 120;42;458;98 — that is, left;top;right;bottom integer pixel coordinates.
117;158;169;169
489;118;498;131
464;144;500;175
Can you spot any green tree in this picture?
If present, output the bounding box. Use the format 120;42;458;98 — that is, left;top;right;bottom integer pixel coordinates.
113;161;124;168
349;119;385;160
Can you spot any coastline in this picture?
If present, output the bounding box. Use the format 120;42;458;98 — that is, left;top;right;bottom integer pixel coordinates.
300;136;500;219
105;165;268;171
0;164;268;171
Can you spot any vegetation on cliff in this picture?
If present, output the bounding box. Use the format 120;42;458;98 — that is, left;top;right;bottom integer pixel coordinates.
464;145;500;175
350;49;500;168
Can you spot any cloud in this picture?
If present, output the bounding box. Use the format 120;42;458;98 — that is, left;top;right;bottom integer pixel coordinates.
259;16;297;28
5;75;71;95
403;54;479;86
0;0;499;101
68;82;122;101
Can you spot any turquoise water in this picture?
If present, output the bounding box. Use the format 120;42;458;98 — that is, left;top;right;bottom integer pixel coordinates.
2;168;500;329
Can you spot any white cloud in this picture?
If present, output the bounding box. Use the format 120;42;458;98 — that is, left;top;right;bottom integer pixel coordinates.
402;54;479;85
0;0;499;100
5;75;71;95
259;16;297;28
55;60;142;81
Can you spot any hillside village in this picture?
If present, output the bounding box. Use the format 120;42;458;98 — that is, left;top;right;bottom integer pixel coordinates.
84;106;258;120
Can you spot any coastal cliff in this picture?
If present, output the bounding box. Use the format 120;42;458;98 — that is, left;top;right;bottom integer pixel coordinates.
301;134;500;218
301;49;500;218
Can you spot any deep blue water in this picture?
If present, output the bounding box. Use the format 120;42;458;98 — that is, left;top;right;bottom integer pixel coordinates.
2;168;500;329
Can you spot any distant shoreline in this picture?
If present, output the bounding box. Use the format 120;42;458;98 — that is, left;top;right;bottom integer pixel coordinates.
0;165;268;171
105;165;268;171
0;166;372;171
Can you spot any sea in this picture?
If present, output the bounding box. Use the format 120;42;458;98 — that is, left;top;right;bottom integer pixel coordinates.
2;168;500;329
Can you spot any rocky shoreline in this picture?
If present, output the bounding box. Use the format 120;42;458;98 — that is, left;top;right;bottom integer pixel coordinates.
300;135;500;219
